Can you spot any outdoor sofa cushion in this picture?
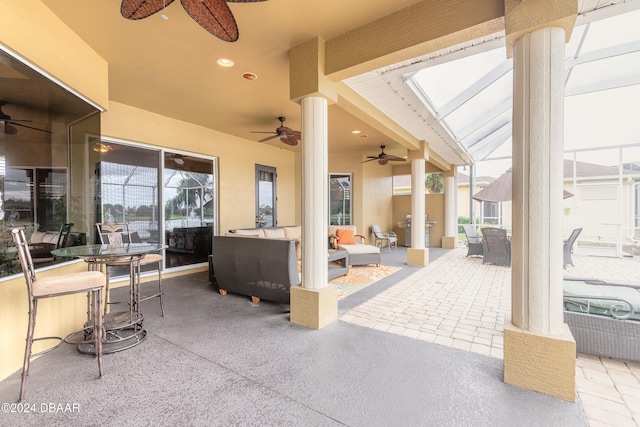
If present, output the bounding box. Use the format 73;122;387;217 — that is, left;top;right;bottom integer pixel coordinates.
563;279;640;321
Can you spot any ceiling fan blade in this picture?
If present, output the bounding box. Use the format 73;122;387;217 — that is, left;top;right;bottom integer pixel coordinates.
361;158;378;163
121;0;175;19
225;0;268;2
10;121;52;134
250;131;277;134
378;159;389;165
258;134;281;142
291;130;301;140
2;122;17;135
181;0;239;42
280;135;299;146
383;155;406;162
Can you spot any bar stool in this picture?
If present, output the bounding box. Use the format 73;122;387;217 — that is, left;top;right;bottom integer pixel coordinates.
95;222;165;316
11;228;106;402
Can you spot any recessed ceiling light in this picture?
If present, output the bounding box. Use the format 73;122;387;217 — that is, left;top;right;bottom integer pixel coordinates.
242;72;258;80
351;130;361;134
216;58;234;67
161;14;169;20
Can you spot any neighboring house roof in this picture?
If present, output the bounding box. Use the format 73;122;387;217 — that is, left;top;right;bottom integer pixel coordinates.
563;159;639;179
457;173;495;186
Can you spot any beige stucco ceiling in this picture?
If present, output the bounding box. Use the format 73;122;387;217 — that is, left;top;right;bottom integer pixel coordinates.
31;0;636;167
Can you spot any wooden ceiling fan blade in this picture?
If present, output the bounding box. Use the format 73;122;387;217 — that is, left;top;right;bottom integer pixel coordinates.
2;123;17;135
281;136;299;146
378;159;389;165
258;134;280;142
225;0;268;3
361;158;378;163
385;155;406;162
10;121;52;134
121;0;175;19
181;0;239;42
291;130;301;140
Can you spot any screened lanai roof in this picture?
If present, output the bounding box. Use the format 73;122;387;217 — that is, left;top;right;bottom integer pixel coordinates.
407;5;640;163
344;1;640;167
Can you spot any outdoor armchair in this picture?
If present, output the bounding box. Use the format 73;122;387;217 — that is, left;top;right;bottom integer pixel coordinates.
370;224;398;252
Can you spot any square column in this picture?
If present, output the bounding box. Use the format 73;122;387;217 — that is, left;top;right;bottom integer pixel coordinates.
407;144;429;266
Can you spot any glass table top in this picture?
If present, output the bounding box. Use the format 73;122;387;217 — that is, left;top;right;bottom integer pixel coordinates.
51;243;167;258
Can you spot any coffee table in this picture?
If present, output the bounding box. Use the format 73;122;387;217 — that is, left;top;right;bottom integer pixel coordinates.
328;249;349;280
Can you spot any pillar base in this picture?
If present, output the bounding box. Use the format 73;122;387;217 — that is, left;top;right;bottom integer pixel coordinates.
407;248;429;267
441;236;456;249
504;322;576;401
290;285;337;329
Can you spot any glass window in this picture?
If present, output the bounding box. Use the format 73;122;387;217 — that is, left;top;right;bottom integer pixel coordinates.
329;173;352;225
164;152;216;267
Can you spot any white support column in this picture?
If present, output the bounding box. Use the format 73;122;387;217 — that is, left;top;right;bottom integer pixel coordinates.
442;169;457;249
290;95;337;329
504;26;576;401
407;144;429;266
300;96;328;290
511;27;565;336
411;158;426;249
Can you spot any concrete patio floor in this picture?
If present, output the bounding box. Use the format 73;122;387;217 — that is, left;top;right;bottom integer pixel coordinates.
341;247;640;427
0;246;637;426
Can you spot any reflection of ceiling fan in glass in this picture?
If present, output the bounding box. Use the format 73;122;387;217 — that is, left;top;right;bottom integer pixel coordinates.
120;0;267;42
0;101;52;135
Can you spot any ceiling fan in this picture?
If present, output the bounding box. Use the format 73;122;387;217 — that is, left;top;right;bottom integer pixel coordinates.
362;145;406;165
0;101;52;135
120;0;266;43
251;116;301;146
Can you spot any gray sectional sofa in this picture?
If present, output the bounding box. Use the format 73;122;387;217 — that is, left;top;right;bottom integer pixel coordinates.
212;231;300;303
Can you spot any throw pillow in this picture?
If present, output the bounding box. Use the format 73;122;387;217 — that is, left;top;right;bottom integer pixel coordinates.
284;226;301;240
336;229;355;245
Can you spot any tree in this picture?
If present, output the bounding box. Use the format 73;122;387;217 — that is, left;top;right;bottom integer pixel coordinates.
425;173;443;194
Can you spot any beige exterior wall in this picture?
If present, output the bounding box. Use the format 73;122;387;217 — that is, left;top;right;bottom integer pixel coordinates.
0;0;300;381
392;194;445;247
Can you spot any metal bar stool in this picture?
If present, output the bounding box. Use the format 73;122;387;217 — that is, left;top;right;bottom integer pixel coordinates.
95;222;165;316
11;227;106;402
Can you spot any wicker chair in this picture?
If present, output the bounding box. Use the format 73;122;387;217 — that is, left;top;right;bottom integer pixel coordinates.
11;227;106;401
462;224;484;257
481;227;511;267
563;277;640;361
96;222;165;316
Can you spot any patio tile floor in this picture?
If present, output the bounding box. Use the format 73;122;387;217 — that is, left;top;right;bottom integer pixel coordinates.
341;247;640;427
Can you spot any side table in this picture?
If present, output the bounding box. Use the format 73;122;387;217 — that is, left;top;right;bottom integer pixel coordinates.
328;249;349;280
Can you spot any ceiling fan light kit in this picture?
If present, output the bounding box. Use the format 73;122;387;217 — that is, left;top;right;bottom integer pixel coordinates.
120;0;267;42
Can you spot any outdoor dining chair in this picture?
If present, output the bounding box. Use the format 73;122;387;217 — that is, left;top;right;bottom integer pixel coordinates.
563;228;582;268
96;222;165;316
462;224;484;257
481;227;511;267
11;227;106;402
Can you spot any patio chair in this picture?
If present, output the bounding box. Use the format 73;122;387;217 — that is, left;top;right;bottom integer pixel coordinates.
563;277;640;361
11;227;106;401
563;228;582;268
462;224;483;257
481;227;510;267
370;224;397;252
96;222;165;316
